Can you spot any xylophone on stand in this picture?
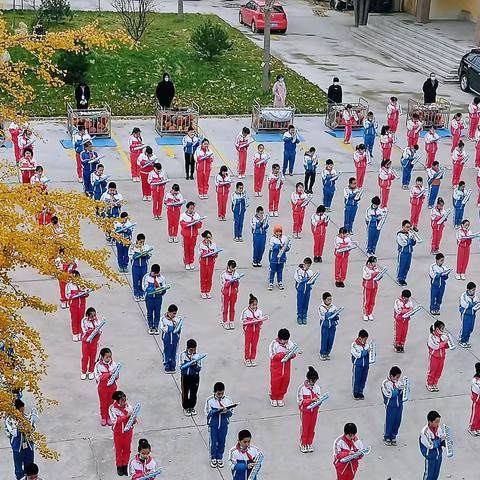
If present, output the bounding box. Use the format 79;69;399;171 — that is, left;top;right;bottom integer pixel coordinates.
406;97;451;130
325;97;368;130
67;103;112;138
251;100;295;132
154;103;199;136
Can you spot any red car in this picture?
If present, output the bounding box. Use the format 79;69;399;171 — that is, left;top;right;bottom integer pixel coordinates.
239;0;288;34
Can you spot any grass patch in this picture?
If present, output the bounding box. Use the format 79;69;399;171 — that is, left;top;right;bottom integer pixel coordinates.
2;10;326;116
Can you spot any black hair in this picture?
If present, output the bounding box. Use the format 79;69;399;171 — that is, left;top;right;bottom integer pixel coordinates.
416;176;423;182
436;197;444;205
366;255;377;264
458;180;465;188
326;158;334;165
430;320;445;333
242;127;251;135
137;233;146;241
227;259;237;269
120;212;128;219
278;328;290;341
306;366;319;382
303;257;312;265
402;220;411;227
99;347;112;358
214;382;225;392
389;366;401;377
371;196;380;205
358;329;369;338
85;307;96;317
138;438;151;452
316;205;326;214
348;177;356;185
272;163;280;170
35;165;43;172
15;398;24;409
344;423;357;435
145;146;153;155
236;182;244;189
458;140;465;148
432;160;439;167
186;201;195;209
435;253;444;261
25;463;39;476
256;206;264;213
475;362;480;378
112;390;126;402
467;282;476;290
339;227;347;235
322;291;332;301
248;293;258;305
186;339;197;349
153;162;162;170
172;184;180;191
402;289;411;298
381;125;390;135
108;182;116;189
132;127;141;134
220;165;228;173
427;410;441;422
412;144;419;150
238;429;251;441
151;264;160;274
295;182;304;189
201;230;212;239
167;304;178;313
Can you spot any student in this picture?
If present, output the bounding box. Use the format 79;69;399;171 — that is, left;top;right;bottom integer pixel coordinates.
100;182;124;245
91;163;108;201
251;206;269;267
282;124;300;175
396;220;417;286
194;138;214;199
393;289;413;352
182;126;200;180
80;141;99;197
267;163;284;217
37;204;53;226
322;158;339;209
80;307;102;380
427;162;443;209
241;293;265;366
296;366;322;453
424;126;439;168
468;97;480;139
459;282;479;348
147;162;168;220
381;366;404;446
294;257;314;325
343;177;361;234
235;127;251;178
30;165;48;192
109;391;135;477
54;248;77;310
137;146;157;201
452;181;468;229
333;423;365;480
128;438;159;480
429;254;450;315
179;202;203;270
253;143;268;196
334;227;354;288
269;328;297;406
268;224;290;290
378;159;397;208
159;304;182;373
380;125;394;160
198;230;219;299
386;96;401;134
450;112;466;152
72;123;90;182
114;212;135;273
468;362;480;436
451;140;467;187
426;321;449;392
353;143;371;192
303;146;318;193
164;183;184;243
179;339;203;416
220;260;241;329
318;291;340;360
18;148;36;184
406;112;422;147
205;382;235;468
311;205;329;263
231;182;249;241
409;176;426;231
228;430;263;480
142;264;167;335
22;463;43;480
351;329;370;400
94;347;119;426
128;233;152;301
128;127;143;182
65;270;89;342
419;411;447;480
362;256;382;321
363;111;378;157
215;166;232;221
456;219;473;280
430;197;446;254
291;182;308;238
18;127;36;158
365;196;386;255
342;104;357;144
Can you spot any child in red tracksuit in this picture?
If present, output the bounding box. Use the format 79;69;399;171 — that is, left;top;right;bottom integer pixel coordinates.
456;219;473;280
220;260;241;329
430;197;446;254
267;163;284;217
128;438;158;480
353;144;368;188
469;362;480;436
235;127;251;178
18;148;36;184
137;146;157;201
268;328;297;406
198;230;219;299
164;184;184;243
194;138;214;199
147;162;168;220
80;307;102;380
311;205;329;263
128;127;144;182
380;125;394;160
378;159;397;208
334;227;354;288
291;182;308;238
362;256;382;321
297;366;323;453
109;391;136;477
65;270;89;342
393;289;413;352
94;347;119;426
179;202;203;270
215;166;232;221
241;293;266;366
409;176;426;231
333;423;365;480
426;321;450;392
253;143;268;196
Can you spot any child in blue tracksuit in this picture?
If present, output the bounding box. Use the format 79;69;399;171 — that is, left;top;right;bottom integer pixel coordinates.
427;161;443;209
363;111;378;157
100;182;123;245
128;233;152;301
396;220;417;286
400;145;419;189
459;281;479;347
419;410;446;480
205;382;235;468
159;304;181;373
294;258;315;324
282;124;300;175
322;158;339;210
365;196;384;255
80;141;99;196
142;263;167;334
429;253;450;315
351;329;370;400
228;429;263;480
268;224;290;290
381;366;404;446
91;163;108;200
179;338;203;416
231;182;249;241
344;177;361;234
318;292;340;360
251;206;269;267
452;181;468;228
113;212;134;273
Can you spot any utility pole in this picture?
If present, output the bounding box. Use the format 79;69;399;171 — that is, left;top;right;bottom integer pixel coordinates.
262;0;274;94
178;0;184;18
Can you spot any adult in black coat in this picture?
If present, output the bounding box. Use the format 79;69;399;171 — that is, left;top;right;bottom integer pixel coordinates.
327;76;343;104
155;73;175;109
75;81;90;110
422;73;439;104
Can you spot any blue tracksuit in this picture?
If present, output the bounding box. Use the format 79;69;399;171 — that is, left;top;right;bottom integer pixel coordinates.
365;207;382;254
401;152;415;188
396;232;416;282
268;238;290;284
428;185;440;208
251;215;269;264
419;430;444;480
206;398;233;460
319;310;338;356
232;193;248;238
282;132;300;175
351;343;369;396
363;119;377;156
144;289;165;330
92;176;107;201
382;380;404;441
459;293;478;344
161;324;180;372
6;419;35;480
344;189;359;233
430;268;448;313
295;269;313;324
115;225;133;270
322;172;338;208
130;249;150;298
80;151;99;196
452;193;465;228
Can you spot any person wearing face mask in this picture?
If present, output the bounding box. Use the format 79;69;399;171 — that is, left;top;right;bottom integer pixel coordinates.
273;74;287;107
155;73;175;109
327;77;343;104
128;438;159;480
422;73;439;104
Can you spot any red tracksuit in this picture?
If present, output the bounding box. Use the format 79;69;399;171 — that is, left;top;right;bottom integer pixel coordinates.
66;283;88;337
450;119;464;152
242;307;263;361
406;119;421;148
424;135;438;168
353;150;367;188
179;212;203;266
198;240;218;294
81;316;101;374
426;331;448;386
148;169;167;218
109;401;135;468
387;103;400;133
334;236;351;283
394;297;412;348
409;186;425;228
380;134;394;160
469;103;480;139
164;191;184;238
94;358;118;421
37;209;53;226
268;173;283;213
138;155;154;198
362;266;379;316
342;110;355;143
291;191;307;235
334;435;363;480
451;148;466;186
253;153;268;194
58;260;76;304
311;213;328;257
215;174;231;219
235;134;250;176
297;381;321;446
476;134;480;168
456;228;472;275
128;135;143;179
477;172;480;205
469;377;480;431
269;339;296;401
378;167;395;208
195;147;214;196
430;207;446;253
19;156;36;184
221;271;239;323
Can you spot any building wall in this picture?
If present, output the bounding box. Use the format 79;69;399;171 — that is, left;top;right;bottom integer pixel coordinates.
403;0;478;20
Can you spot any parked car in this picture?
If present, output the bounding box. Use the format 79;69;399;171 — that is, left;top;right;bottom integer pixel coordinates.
239;0;288;34
459;49;480;94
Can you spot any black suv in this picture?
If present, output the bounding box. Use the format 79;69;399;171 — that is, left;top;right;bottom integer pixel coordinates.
459;49;480;94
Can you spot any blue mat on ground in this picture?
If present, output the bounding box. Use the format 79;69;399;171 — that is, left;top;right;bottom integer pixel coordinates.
324;129;365;138
155;136;184;146
252;133;305;142
60;138;117;149
0;141;13;148
419;128;450;138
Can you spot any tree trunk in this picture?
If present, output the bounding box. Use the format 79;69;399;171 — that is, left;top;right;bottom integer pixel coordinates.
178;0;184;17
262;8;271;94
416;0;431;24
360;0;371;25
475;13;480;46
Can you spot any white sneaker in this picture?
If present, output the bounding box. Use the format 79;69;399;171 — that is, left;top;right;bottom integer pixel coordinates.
190;264;195;270
142;196;148;201
168;237;173;243
268;283;273;291
363;315;369;321
206;293;212;299
456;274;461;280
88;372;95;380
368;315;374;321
461;274;466;280
173;237;178;243
245;359;251;367
277;400;284;407
270;399;278;407
250;359;257;366
201;293;207;299
229;322;235;330
223;322;229;329
217;460;224;468
80;373;87;380
210;459;217;468
307;445;314;453
269;212;274;217
60;301;68;309
72;334;79;342
190;408;197;416
274;212;279;217
300;444;308;453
